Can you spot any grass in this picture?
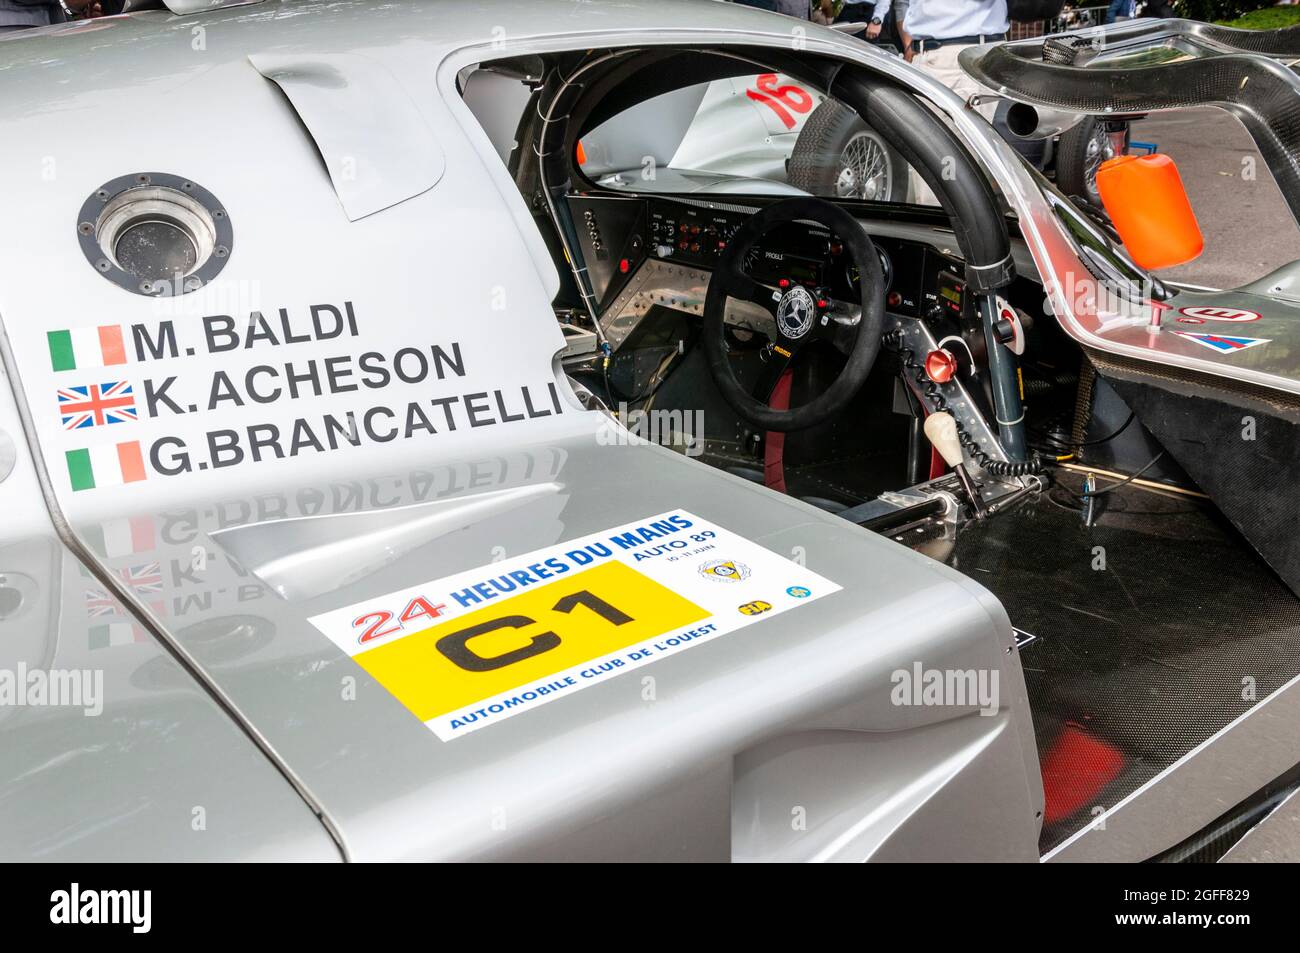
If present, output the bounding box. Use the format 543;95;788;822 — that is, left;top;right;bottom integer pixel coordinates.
1216;5;1300;29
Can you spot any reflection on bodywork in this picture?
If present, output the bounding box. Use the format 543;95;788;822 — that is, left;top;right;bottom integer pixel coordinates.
213;481;561;601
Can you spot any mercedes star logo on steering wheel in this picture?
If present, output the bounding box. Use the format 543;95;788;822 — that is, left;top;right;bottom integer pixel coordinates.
776;286;816;340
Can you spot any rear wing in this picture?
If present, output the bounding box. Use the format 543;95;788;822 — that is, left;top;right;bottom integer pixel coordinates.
960;19;1300;226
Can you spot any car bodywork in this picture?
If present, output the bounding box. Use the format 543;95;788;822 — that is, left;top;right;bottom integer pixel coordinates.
0;0;1298;863
0;0;1043;862
578;71;906;201
580;73;812;196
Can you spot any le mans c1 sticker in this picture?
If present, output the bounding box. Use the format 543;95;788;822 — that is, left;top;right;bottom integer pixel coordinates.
308;509;840;741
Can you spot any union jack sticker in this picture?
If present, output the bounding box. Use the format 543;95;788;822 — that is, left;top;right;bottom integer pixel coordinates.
116;562;162;595
58;381;137;430
84;587;118;619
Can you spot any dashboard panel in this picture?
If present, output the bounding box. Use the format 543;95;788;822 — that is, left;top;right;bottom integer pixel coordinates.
566;193;967;332
562;193;1034;478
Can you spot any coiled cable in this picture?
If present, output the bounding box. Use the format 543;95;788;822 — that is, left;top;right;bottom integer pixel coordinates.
886;330;1046;476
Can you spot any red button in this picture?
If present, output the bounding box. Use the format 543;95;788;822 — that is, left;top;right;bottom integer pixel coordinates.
924;348;958;384
619;259;630;274
778;278;790;289
887;291;902;308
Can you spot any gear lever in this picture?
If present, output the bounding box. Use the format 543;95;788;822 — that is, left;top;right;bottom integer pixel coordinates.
923;412;988;518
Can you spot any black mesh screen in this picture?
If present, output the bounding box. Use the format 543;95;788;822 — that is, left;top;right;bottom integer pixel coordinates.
939;471;1300;855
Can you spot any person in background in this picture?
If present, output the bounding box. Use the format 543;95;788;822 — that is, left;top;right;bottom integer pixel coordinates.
0;0;99;34
904;0;1007;103
735;0;835;19
901;0;1007;202
778;0;834;18
1104;0;1135;24
894;0;912;59
835;0;898;46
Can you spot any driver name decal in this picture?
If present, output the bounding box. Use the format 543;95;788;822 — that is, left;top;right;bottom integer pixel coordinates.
308;509;841;741
47;301;564;492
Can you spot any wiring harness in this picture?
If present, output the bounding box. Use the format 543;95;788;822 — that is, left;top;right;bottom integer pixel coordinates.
886;329;1047;476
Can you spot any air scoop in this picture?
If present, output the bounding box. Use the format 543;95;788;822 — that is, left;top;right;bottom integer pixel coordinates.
211;483;560;601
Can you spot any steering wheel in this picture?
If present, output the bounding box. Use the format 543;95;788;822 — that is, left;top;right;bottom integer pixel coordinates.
703;196;886;432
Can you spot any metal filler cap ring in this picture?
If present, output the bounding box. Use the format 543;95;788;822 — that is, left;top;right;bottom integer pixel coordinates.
77;172;233;297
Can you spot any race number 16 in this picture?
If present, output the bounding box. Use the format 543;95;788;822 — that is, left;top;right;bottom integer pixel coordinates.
746;73;814;130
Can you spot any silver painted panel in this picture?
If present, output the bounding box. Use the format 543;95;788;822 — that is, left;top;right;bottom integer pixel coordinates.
0;534;341;861
62;435;1043;861
0;329;337;861
164;0;264;13
599;257;777;350
887;313;1011;472
0;428;14;484
250;51;446;221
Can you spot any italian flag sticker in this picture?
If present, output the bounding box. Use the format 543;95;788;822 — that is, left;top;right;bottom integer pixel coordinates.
47;326;127;372
86;515;155;557
65;441;146;492
89;622;146;650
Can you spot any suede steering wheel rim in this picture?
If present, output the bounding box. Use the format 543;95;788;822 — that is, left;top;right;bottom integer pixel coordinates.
702;196;886;433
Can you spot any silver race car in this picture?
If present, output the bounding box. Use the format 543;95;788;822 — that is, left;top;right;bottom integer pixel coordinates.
2;1;1300;863
578;69;911;202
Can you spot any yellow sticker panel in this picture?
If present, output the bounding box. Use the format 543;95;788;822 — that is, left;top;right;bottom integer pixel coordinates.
353;560;709;722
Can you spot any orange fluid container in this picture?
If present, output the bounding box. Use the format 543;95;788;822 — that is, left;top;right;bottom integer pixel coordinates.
1095;153;1203;271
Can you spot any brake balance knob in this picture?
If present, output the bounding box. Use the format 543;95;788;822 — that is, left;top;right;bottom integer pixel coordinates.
924;348;958;384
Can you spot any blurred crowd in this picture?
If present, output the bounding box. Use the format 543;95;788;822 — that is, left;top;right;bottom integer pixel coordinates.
736;0;912;53
2;0;1177;41
0;0;118;34
732;0;1174;62
729;0;1176;121
734;0;1017;116
819;1;913;51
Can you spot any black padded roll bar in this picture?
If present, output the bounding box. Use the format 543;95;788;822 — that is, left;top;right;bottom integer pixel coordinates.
829;70;1014;292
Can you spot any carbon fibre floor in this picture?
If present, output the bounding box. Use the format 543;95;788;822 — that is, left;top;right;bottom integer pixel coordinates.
940;471;1300;856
